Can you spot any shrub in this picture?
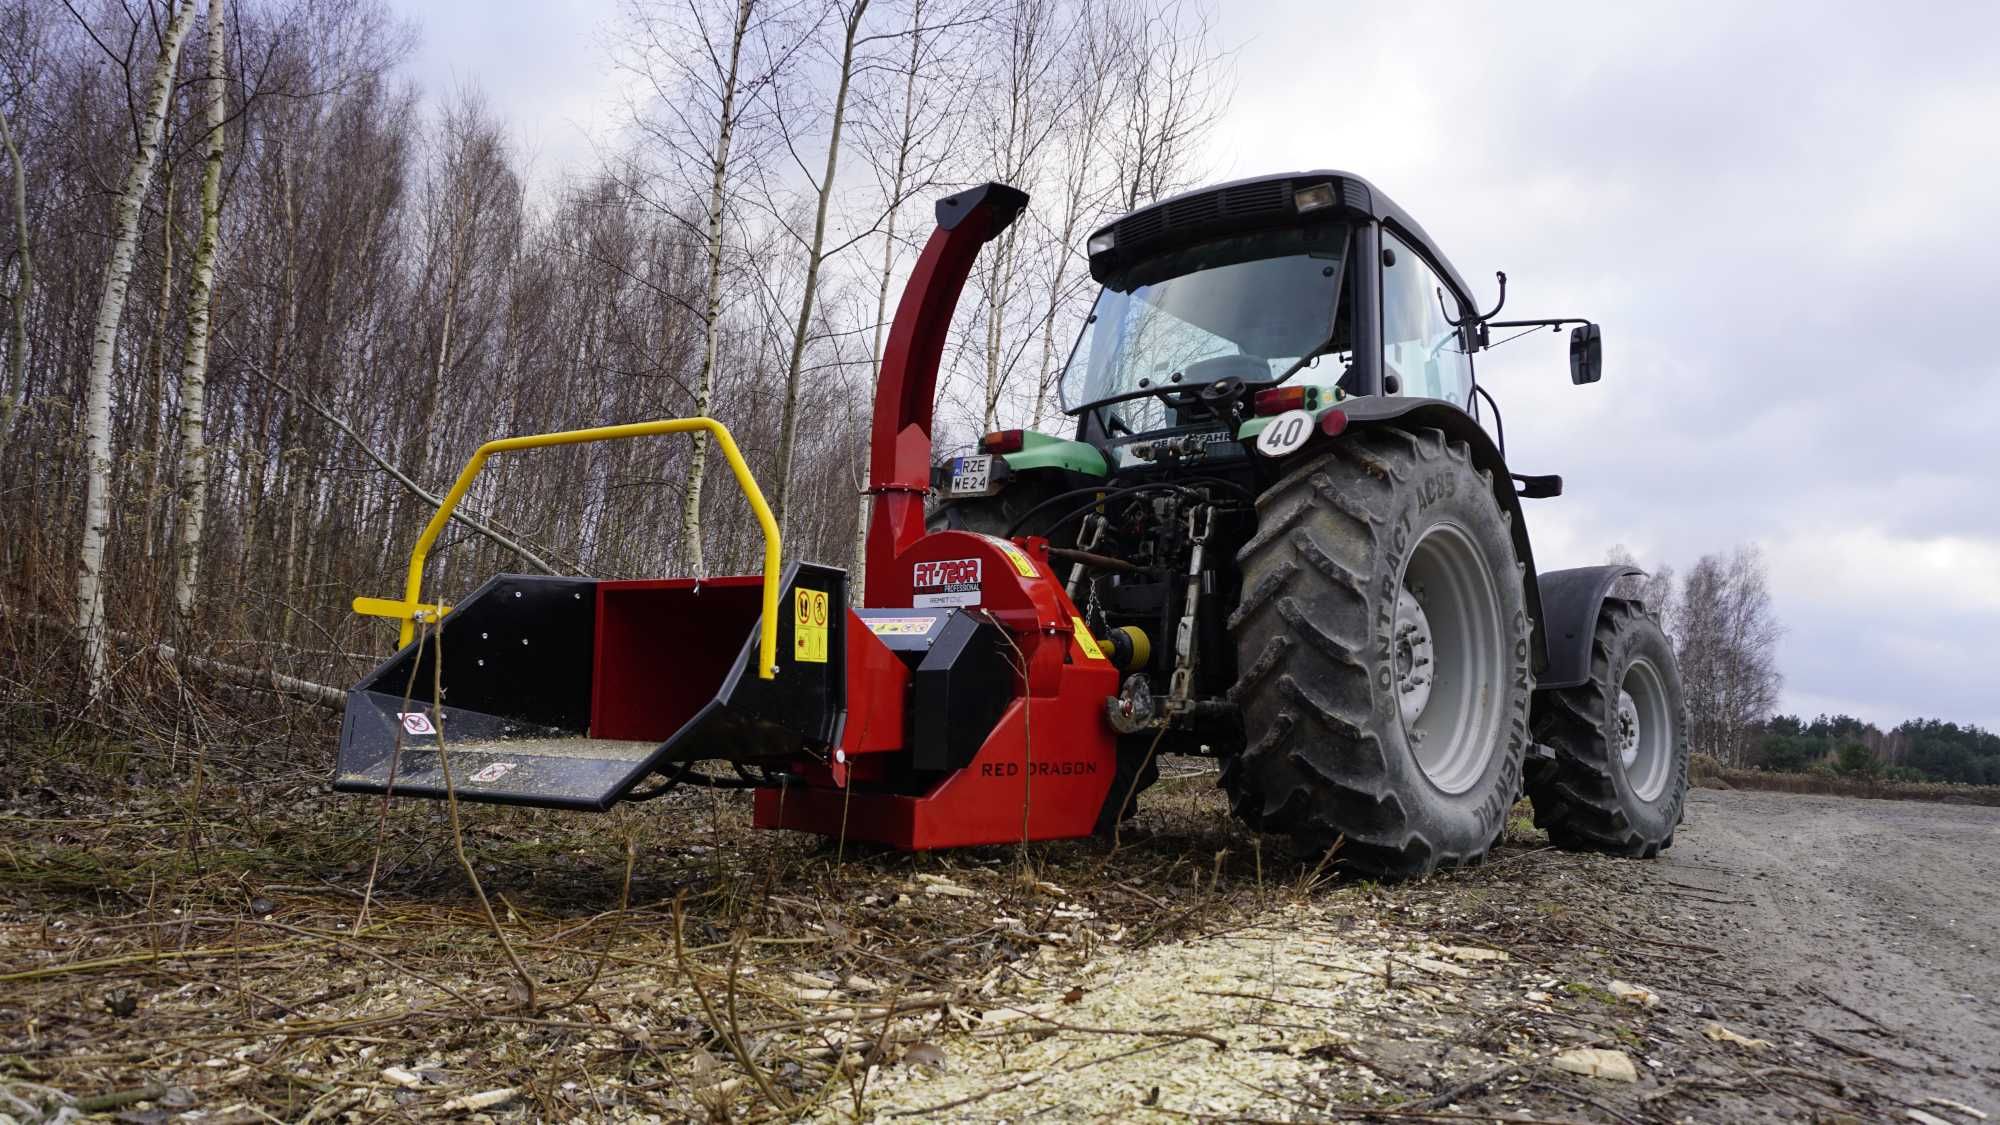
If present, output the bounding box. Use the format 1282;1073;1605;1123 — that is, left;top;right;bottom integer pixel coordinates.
1836;742;1879;777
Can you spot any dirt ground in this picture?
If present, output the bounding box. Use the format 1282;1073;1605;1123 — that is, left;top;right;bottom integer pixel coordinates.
3;749;1996;1123
1658;789;2000;1110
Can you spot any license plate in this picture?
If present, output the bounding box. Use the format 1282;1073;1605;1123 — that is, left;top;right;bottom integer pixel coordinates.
949;454;993;496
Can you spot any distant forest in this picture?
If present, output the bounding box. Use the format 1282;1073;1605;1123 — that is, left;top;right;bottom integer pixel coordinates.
1748;713;2000;787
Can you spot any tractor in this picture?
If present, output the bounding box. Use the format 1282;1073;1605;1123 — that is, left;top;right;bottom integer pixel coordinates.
336;172;1688;880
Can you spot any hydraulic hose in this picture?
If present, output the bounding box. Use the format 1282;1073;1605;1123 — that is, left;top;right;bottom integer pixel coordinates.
1000;475;1252;539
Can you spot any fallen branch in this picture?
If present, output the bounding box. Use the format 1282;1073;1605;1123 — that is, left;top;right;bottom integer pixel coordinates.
7;606;344;709
147;632;345;709
74;1085;165;1113
1388;1057;1531;1112
978;1009;1228;1050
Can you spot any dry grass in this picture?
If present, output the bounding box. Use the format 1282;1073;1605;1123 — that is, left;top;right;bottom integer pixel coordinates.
0;743;1328;1121
1692;753;2000;807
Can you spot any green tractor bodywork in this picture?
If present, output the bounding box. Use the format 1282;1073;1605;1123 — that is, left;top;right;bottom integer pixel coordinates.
996;429;1108;476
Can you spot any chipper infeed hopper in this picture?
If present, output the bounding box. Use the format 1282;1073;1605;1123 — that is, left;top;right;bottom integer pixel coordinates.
337;184;1136;848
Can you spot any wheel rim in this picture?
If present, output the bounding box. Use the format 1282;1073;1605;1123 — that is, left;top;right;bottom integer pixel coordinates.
1618;657;1674;801
1398;521;1508;794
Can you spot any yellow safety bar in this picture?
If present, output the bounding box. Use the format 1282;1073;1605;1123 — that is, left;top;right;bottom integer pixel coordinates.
353;418;784;679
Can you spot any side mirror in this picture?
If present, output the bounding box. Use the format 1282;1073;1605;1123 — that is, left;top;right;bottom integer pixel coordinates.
1569;323;1603;385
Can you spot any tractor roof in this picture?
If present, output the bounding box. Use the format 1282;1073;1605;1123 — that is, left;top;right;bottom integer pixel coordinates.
1088;170;1476;303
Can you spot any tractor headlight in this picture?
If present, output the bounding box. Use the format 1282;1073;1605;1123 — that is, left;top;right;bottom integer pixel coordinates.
1294;184;1336;213
1087;230;1116;255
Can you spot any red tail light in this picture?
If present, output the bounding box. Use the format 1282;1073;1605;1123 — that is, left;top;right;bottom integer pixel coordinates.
1319;409;1349;437
1252;386;1320;415
980;429;1025;454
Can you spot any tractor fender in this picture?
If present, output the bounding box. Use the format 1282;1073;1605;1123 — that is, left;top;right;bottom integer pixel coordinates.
1535;565;1643;690
1329;396;1551;678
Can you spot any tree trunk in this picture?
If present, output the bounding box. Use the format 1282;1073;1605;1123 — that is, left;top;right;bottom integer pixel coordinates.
77;0;198;697
678;0;756;575
853;0;927;601
773;0;867;536
0;105;29;447
172;0;227;629
138;175;174;567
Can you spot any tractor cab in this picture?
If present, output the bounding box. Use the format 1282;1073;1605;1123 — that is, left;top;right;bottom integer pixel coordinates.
1060;172;1526;464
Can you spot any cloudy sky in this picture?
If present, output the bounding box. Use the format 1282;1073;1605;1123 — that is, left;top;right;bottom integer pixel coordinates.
388;0;2000;731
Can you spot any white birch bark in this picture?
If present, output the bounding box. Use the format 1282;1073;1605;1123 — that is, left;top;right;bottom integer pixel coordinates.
773;0;868;536
678;0;756;575
851;0;928;599
172;0;227;627
77;0;197;696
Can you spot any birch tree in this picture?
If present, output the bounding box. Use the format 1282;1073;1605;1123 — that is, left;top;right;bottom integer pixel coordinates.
171;0;228;627
0;104;27;438
1025;5;1120;425
771;0;867;536
626;0;762;575
0;0;40;443
77;0;197;696
850;0;946;592
1106;0;1222;213
976;0;1062;431
1677;546;1784;765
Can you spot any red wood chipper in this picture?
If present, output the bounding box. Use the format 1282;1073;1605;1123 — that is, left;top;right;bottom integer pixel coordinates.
336;184;1136;848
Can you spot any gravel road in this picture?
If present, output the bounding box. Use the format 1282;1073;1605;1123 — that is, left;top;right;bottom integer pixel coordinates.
854;786;2000;1122
1659;788;2000;1108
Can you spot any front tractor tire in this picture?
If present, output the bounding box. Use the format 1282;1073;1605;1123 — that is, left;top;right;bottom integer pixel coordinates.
1225;428;1534;879
1527;601;1689;856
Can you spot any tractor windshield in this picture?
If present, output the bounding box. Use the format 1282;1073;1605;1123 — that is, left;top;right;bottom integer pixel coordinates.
1059;225;1349;419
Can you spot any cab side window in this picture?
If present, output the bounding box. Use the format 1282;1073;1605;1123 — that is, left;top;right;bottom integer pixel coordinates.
1380;230;1473;408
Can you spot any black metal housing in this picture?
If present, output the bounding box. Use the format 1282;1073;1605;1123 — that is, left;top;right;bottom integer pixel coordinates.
853;608;1013;774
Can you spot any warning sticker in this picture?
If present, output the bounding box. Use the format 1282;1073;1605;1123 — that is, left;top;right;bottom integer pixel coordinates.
397;711;436;736
997;541;1040;578
470;761;517;784
866;616;939;637
913;557;982;608
794;588;830;663
1071;617;1106;661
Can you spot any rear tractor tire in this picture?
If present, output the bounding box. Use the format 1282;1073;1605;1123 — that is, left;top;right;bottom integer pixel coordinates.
1224;428;1534;879
1527;600;1689;856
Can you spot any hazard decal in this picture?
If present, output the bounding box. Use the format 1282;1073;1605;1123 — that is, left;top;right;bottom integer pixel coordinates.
794;587;830;663
997;541;1040;578
913;557;982;608
397;711;436;736
1070;617;1106;661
